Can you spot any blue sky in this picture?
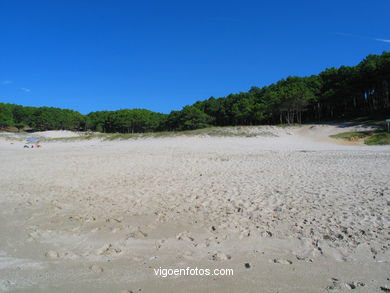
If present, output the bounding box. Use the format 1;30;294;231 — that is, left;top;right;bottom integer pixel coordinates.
1;0;389;114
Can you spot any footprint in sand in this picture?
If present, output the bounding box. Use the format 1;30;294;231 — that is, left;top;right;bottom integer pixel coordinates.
326;278;341;290
89;264;104;273
45;250;59;259
156;239;165;249
272;258;292;265
344;281;365;289
176;231;194;242
96;243;122;255
128;227;148;238
211;252;232;261
295;255;313;262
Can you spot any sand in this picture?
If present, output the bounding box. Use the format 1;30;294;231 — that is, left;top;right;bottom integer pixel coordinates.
0;125;389;292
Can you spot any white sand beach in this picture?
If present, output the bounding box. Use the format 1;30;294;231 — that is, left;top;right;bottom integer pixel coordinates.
0;125;389;292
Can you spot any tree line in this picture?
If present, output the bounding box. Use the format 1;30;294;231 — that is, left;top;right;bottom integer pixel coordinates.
0;104;86;131
1;52;389;133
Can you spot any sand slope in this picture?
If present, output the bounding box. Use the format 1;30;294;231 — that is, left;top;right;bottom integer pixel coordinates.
0;125;389;292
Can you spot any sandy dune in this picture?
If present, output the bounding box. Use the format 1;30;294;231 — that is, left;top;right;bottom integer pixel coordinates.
0;125;389;292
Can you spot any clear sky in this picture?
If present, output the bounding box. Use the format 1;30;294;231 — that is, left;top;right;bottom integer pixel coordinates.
1;0;389;114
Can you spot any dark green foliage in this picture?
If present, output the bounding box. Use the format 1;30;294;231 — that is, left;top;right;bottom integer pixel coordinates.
0;103;85;131
1;52;389;133
0;103;14;128
87;109;166;133
165;106;213;130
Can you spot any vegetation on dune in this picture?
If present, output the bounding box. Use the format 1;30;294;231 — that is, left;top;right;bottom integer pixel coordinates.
43;126;276;142
1;52;390;133
330;131;371;140
364;133;390;145
330;130;390;145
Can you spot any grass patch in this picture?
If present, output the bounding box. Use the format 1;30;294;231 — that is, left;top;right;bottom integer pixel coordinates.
364;133;390;145
330;130;390;145
330;131;370;140
183;127;263;137
45;132;174;141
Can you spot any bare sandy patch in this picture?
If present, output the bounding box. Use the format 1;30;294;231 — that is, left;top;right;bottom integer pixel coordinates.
0;125;389;292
